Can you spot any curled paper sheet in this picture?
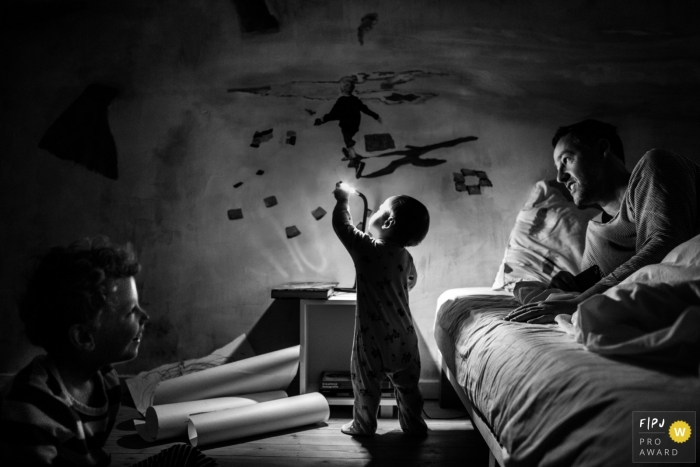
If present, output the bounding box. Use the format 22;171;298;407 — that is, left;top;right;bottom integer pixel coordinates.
127;333;255;415
153;346;300;406
187;392;330;447
134;391;288;442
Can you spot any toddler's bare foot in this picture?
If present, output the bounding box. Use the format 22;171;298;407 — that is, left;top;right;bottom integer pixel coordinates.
341;421;374;437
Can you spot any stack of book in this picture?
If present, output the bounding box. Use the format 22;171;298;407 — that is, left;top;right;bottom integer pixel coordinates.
319;371;394;398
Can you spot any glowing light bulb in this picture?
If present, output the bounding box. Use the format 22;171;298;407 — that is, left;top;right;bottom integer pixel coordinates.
338;182;357;194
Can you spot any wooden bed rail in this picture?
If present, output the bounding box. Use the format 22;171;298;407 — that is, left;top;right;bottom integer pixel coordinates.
441;359;508;467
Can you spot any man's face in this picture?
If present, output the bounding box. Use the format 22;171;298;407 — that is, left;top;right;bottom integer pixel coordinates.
553;133;604;207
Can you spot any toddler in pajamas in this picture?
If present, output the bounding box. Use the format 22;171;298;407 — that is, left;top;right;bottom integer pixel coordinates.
332;183;430;436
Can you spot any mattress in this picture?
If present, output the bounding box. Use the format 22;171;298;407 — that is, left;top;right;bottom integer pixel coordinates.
434;288;700;467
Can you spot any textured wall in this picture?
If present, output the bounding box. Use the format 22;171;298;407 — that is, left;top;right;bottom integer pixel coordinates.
1;0;699;386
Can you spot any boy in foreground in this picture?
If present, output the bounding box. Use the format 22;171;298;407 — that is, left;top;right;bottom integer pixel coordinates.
0;237;149;466
332;182;430;436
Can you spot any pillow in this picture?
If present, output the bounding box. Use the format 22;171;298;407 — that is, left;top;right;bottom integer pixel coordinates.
621;233;700;285
492;180;599;291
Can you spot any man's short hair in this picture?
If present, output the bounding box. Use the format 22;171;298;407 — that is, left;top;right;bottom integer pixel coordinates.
20;237;140;353
552;119;625;163
388;195;430;247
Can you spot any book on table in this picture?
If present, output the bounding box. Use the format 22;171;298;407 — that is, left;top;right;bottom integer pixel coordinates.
270;281;339;299
319;370;394;397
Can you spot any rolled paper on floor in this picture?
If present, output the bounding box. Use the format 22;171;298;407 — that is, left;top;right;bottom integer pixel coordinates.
154;346;299;406
187;392;330;447
135;391;288;442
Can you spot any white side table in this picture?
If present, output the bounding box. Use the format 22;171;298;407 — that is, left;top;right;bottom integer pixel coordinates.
300;292;397;415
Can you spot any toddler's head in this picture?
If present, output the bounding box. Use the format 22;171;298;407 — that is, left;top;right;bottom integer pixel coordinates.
369;195;430;247
20;237;149;365
340;77;356;96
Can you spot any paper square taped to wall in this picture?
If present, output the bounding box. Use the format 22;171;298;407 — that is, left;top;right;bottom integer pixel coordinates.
364;133;395;152
250;129;273;148
466;185;481;195
264;196;278;207
286;131;296;145
285;225;301;238
311;207;327;220
227;209;243;220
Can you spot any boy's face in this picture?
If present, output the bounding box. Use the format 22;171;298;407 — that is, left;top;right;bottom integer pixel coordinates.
92;276;148;365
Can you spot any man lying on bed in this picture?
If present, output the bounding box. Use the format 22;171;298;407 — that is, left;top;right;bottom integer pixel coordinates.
506;119;700;324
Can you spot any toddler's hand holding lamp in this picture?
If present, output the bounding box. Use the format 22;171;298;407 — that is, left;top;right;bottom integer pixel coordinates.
337;182;368;232
335;181;369;293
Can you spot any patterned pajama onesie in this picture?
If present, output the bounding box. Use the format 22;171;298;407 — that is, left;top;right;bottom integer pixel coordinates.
333;204;427;435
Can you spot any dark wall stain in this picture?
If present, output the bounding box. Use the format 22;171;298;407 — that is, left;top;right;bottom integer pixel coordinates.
153;111;196;168
230;0;279;34
226;70;446;106
357;13;378;45
39;84;119;179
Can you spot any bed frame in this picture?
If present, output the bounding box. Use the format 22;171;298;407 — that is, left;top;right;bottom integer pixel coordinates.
442;359;508;467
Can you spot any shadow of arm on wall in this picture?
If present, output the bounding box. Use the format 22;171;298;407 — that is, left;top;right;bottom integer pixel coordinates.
357;136;478;179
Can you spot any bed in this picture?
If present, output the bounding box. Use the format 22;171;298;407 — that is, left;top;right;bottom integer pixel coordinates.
433;181;700;466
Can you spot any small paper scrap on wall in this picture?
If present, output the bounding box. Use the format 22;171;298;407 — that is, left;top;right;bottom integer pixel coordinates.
227;209;243;220
250;129;273;148
263;196;278;208
452;169;493;195
285;225;301;238
455;168;492;195
311;207;327;220
233;182;243;188
286;131;296;145
256;169;265;175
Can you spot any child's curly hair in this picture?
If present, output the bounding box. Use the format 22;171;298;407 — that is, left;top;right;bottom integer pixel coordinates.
20;237;141;353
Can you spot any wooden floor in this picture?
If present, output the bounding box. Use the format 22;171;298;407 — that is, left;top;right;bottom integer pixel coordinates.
107;394;490;467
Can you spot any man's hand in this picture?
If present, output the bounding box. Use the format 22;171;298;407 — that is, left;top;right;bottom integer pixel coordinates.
504;299;578;323
548;270;580;292
333;182;350;201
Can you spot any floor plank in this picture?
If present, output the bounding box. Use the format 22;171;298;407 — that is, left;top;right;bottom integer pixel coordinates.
107;393;489;467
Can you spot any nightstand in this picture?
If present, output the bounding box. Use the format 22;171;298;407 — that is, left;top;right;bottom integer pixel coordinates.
299;292;397;417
